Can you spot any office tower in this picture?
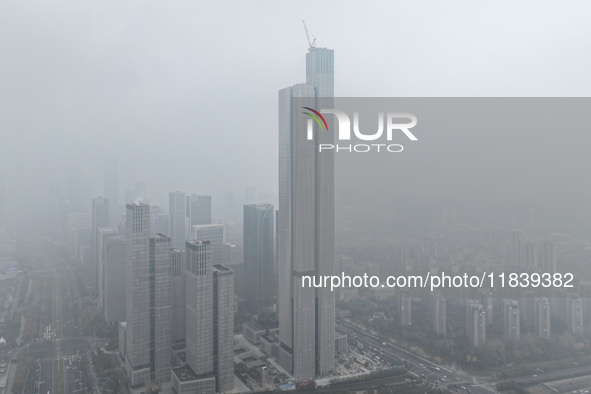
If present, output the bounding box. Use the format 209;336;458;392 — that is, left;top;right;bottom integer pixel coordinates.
169;191;187;250
243;204;275;313
222;242;242;266
399;291;412;326
188;194;212;226
150;206;166;234
566;298;584;336
502;299;520;341
466;300;486;347
149;234;172;383
432;296;446;336
97;227;118;308
92;197;110;298
104;156;119;225
212;264;234;392
104;236;126;323
190;224;224;266
534;298;551;338
538;241;556;274
124;203;171;386
277;46;335;380
175;241;234;393
170;248;186;351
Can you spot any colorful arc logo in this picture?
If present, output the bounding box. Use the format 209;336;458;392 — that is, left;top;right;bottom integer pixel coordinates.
302;107;329;131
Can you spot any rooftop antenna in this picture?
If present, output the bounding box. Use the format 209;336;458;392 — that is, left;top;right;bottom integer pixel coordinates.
302;20;316;49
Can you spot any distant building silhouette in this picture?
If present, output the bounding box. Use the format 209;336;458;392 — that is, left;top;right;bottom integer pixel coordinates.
169;191;186;250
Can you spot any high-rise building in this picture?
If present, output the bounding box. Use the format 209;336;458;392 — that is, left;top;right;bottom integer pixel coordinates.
188;194;212;226
212;264;234;392
502;299;520;341
534;297;551;338
432;296;446;336
170;248;186;351
277;46;335;380
169;191;187;250
97;227;118;308
190;224;224;266
104;236;126;324
399;291;412;326
124;203;171;386
466;300;486;347
566;298;584;336
149;234;172;383
243;204;275;313
92;197;110;298
104;156;119;225
174;240;234;393
151;206;169;235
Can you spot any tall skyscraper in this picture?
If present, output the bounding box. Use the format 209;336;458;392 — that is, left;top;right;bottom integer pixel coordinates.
149;234;172;383
92;197;110;298
174;241;234;393
170;248;186;351
124;203;171;386
277;46;335;380
97;226;118;308
243;203;275;313
502;299;520;341
104;156;119;225
190;224;224;266
169;191;187;250
188;194;212;226
212;264;234;392
151;205;169;235
104;236;126;324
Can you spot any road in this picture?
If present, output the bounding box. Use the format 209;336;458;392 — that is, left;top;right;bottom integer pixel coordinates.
336;320;497;394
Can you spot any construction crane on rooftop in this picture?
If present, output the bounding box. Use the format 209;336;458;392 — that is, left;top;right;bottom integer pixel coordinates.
302;20;316;49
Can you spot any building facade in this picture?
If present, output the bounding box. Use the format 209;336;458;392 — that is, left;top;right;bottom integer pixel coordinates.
277;46;335;380
243;203;275;313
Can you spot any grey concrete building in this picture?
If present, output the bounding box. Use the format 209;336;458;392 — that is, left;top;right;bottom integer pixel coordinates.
92;196;110;298
104;236;126;323
190;224;224;266
124;203;171;387
243;203;275;313
170;248;186;351
534;297;551;338
502;299;520;341
169;191;187;250
182;240;234;393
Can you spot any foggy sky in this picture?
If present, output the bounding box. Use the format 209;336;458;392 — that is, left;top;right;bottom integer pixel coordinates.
2;1;591;226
